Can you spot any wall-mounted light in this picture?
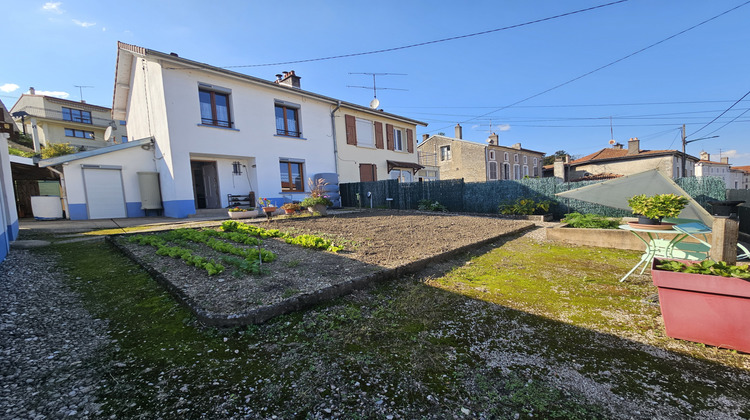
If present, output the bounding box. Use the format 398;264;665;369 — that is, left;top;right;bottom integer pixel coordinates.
232;161;243;175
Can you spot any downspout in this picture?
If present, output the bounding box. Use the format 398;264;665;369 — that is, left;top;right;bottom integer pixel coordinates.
330;101;341;174
46;166;69;219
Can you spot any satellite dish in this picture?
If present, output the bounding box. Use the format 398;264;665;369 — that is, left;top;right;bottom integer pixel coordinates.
608;139;616;145
369;98;380;109
104;126;113;141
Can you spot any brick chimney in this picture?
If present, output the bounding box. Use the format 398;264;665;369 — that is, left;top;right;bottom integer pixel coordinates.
627;137;640;156
487;133;498;145
613;142;624;150
454;123;462;139
553;155;568;183
422;134;429;142
721;157;729;164
275;70;301;88
700;151;710;161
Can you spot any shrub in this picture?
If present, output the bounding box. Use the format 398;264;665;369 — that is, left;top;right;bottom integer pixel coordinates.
41;143;77;159
562;213;621;229
499;198;552;215
417;199;448;212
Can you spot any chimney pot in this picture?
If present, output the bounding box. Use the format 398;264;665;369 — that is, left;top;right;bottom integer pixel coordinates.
627;137;640;156
278;70;301;88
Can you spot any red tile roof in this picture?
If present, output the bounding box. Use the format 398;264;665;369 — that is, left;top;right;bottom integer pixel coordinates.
732;165;750;173
570;147;688;165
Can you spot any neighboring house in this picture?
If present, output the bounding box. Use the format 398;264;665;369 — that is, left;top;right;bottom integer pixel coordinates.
0;100;20;261
336;105;426;183
731;165;750;189
545;138;699;181
695;151;745;189
417;124;544;182
10;89;126;152
39;42;425;220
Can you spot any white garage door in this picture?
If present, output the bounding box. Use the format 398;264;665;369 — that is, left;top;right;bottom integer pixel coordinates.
83;168;127;219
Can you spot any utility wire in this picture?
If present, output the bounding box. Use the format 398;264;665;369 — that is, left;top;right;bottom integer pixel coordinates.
428;0;750;134
688;88;750;138
390;99;744;109
221;0;629;68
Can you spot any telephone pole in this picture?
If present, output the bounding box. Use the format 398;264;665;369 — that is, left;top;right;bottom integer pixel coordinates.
681;124;718;178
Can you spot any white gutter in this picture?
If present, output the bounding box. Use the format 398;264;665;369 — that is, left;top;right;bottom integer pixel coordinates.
330;101;342;174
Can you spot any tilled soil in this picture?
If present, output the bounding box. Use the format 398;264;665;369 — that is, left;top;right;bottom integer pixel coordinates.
115;211;533;323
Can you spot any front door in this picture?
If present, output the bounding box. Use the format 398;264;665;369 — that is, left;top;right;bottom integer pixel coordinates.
191;161;221;209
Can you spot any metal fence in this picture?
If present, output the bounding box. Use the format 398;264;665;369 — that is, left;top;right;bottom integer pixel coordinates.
340;176;727;220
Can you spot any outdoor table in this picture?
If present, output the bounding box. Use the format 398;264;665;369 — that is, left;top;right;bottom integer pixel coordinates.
617;223;709;282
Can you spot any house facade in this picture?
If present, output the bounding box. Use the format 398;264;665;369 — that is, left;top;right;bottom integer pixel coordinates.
38;42;425;220
10;90;126;152
547;138;699;181
694;151;746;189
731;165;750;189
417;125;544;182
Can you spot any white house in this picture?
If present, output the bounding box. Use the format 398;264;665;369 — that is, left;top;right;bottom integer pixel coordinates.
39;42;425;220
695;151;736;189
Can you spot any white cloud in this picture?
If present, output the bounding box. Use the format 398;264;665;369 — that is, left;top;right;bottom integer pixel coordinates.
72;19;96;28
471;124;480;130
31;90;70;99
0;83;19;93
102;27;106;32
42;2;63;14
497;124;511;132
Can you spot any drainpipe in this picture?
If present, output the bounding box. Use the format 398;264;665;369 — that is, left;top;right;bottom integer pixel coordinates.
330;101;341;173
46;166;69;219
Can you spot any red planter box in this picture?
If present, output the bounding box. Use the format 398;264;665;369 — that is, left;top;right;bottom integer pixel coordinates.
651;259;750;353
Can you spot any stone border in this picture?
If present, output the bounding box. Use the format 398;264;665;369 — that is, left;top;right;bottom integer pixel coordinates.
107;224;533;327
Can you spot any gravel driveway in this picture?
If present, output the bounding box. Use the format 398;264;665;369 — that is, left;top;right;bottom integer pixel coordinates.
0;249;110;419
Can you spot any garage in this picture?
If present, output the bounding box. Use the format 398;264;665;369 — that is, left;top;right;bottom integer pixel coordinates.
82;165;127;219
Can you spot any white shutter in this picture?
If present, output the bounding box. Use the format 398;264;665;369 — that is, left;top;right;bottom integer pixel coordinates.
83;168;127;219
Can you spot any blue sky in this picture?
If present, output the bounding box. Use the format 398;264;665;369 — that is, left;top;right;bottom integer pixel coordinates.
2;0;749;165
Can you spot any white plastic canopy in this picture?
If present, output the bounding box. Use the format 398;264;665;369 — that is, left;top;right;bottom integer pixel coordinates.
555;169;714;225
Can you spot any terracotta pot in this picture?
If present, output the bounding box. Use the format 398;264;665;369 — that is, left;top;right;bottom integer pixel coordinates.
284;208;295;214
651;258;750;353
262;206;277;214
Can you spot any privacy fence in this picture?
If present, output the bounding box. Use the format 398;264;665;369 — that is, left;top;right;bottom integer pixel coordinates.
340;177;728;221
727;189;750;236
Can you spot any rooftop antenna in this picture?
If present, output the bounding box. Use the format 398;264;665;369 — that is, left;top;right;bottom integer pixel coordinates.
74;85;94;102
347;72;407;109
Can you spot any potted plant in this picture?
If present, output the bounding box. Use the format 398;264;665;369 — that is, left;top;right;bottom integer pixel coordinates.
497;197;553;222
301;178;333;216
651;258;750;353
258;197;277;217
627;194;688;225
227;207;257;219
281;202;301;214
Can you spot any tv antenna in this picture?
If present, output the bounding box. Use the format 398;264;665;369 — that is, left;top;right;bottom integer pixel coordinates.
74;85;94;102
347;72;407;109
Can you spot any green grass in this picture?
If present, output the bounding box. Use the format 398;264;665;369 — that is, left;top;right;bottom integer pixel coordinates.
34;235;750;418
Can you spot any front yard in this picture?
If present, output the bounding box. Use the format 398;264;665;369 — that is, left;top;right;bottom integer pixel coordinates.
29;212;750;418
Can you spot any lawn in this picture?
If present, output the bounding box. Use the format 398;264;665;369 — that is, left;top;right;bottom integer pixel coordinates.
45;233;750;419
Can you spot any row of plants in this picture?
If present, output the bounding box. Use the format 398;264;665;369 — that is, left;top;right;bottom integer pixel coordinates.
498;198;552;215
220;221;343;252
655;259;750;279
561;212;621;229
128;235;226;276
417;199;448;212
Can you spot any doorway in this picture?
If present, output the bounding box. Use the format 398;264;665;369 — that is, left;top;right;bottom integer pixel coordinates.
191;160;220;209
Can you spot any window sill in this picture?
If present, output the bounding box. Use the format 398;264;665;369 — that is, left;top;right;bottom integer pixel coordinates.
197;124;240;131
274;134;307;140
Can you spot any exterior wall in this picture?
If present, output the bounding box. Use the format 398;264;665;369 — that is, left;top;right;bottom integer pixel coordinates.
60;145;157;220
334;106;419;183
0;134;20;261
696;162;732;188
571;155;692;180
11;95;126;150
487;145;544;180
417;136;486;182
131;57;336;217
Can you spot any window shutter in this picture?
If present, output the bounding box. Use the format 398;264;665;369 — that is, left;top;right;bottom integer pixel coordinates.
386;124;394;151
345;114;357;145
406;128;414;153
359;163;377;182
374;121;384;149
372;164;378;181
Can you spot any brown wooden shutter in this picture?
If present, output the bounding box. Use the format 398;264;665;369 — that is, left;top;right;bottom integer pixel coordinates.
374;121;384;149
359;163;377;182
406;128;414;153
386;124;394;151
345;114;357;145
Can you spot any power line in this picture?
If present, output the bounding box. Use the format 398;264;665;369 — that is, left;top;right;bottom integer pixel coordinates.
688;88;750;138
390;100;745;109
428;0;750;133
221;0;629;68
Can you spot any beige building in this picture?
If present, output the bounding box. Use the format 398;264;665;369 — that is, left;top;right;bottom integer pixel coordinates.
417;124;544;182
334;103;426;183
10;88;126;152
548;138;699;181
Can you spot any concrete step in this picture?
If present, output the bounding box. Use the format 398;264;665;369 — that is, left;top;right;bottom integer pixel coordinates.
189;208;229;218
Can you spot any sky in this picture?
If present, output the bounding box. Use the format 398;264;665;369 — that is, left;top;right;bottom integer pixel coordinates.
2;0;749;165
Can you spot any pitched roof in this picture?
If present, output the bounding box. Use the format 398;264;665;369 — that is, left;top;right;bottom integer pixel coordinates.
570;147;696;165
112;42;427;127
732;165;750;173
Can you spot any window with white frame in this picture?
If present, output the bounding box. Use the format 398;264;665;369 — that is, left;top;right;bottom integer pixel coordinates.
393;127;404;151
503;162;511;179
489;161;498;180
514;154;519;163
390;168;412;182
523;156;528;165
356;118;374;148
504;152;509;161
514;164;521;179
533;157;538;167
440;145;452;161
489;150;495;160
523;165;529;177
533;165;539;177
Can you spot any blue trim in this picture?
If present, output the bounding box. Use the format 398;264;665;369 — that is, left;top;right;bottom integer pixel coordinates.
196;124;240;132
163;200;195;218
126;202;146;218
7;220;19;241
68;203;88;220
0;230;8;263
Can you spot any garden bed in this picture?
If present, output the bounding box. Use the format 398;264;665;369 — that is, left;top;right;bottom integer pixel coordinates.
112;211;533;326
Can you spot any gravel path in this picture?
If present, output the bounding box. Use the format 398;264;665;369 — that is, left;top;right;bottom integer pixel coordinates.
0;249;110;419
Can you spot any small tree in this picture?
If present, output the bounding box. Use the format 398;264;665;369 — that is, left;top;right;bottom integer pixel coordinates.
543;150;570;166
41;143;77;159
